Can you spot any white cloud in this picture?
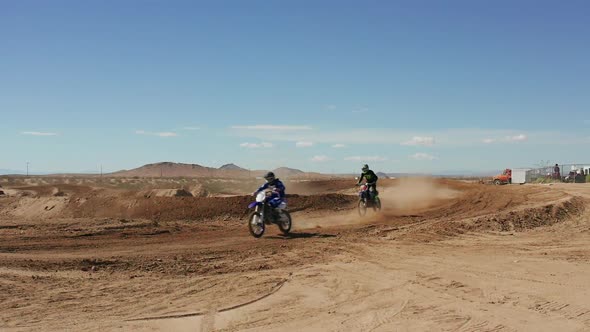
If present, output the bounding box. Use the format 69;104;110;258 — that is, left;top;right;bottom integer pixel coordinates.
482;134;526;144
21;131;58;136
136;130;178;137
345;156;388;162
352;108;369;113
401;136;435;146
156;132;178;137
295;141;314;148
332;144;347;148
505;134;527;142
326;105;337;110
410;153;436;161
240;142;274;149
230;127;582;147
183;127;200;131
231;125;312;131
311;155;332;162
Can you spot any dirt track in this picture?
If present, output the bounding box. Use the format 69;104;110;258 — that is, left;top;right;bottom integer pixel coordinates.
1;179;590;331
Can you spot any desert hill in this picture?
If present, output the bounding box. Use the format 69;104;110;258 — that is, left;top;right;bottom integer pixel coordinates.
110;162;255;178
109;162;335;179
219;163;248;172
272;167;304;178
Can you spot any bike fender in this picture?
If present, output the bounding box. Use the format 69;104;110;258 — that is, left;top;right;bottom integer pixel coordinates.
248;202;261;209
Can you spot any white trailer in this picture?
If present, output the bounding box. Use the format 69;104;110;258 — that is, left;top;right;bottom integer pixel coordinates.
512;168;531;184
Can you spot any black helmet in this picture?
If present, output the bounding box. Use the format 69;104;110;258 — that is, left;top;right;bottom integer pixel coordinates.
362;164;369;172
264;171;276;182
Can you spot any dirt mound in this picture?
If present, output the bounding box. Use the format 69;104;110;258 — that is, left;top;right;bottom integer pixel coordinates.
13;184;93;197
48;193;357;222
0;180;359;221
360;194;586;242
288;179;357;195
51;187;66;197
469;196;586;232
140;189;194;198
2;179;584;234
313;178;589;242
411;196;587;241
3;196;69;219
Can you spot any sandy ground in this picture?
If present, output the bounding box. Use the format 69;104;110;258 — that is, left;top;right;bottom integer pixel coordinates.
1;179;589;331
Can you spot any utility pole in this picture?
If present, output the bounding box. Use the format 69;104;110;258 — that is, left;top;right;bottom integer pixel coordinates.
26;162;29;177
100;164;103;182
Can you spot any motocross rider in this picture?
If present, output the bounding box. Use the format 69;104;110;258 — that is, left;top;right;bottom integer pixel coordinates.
357;164;378;199
253;171;286;211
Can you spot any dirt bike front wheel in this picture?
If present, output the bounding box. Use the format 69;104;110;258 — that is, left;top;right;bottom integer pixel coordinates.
248;212;265;238
358;199;368;216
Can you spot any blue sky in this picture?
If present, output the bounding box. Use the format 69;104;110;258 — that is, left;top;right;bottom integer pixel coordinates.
1;0;589;174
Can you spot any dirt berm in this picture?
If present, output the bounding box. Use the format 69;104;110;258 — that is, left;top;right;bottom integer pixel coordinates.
0;192;357;222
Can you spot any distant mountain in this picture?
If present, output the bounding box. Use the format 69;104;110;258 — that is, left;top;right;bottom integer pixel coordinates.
376;172;390;179
111;162;257;178
0;169;50;176
272;167;304;179
110;162;212;177
219;163;247;171
0;169;24;175
109;162;336;179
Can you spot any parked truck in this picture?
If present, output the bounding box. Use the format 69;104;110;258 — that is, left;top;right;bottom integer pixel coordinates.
493;169;512;185
492;168;532;185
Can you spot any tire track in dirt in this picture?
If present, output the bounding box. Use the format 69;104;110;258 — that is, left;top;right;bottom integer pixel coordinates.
126;276;291;322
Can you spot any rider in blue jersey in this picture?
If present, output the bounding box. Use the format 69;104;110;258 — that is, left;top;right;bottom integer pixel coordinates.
253;171;286;209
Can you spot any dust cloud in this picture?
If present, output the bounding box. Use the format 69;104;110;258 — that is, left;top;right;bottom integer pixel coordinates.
380;177;459;215
295;177;460;229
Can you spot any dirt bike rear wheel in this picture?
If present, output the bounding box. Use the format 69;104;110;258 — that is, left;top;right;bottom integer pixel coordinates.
278;210;292;235
248;212;265;238
358;199;367;216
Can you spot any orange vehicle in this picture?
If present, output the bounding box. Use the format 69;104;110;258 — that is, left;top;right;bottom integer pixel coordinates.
493;169;512;185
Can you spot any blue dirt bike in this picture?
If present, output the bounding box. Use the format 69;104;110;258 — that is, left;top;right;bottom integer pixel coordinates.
247;190;292;238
